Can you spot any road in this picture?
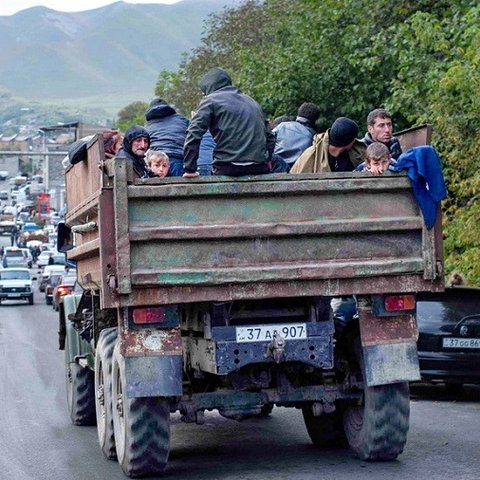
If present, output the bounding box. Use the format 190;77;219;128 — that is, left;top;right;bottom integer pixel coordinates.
0;241;479;479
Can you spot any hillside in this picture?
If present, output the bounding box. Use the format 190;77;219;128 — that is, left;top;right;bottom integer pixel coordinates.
0;0;238;121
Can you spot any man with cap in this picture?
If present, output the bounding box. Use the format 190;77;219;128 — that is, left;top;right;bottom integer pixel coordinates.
272;102;320;171
184;67;275;177
117;125;154;178
290;117;366;173
361;108;402;160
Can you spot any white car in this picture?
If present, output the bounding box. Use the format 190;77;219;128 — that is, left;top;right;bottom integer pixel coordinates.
38;265;67;292
0;268;34;305
37;250;56;268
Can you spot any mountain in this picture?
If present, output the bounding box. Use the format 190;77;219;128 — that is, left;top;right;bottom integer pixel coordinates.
0;0;238;118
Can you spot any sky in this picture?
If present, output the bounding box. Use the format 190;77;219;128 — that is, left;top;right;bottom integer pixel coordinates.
0;1;181;16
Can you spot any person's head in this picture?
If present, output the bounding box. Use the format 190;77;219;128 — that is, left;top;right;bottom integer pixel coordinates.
102;130;123;159
123;125;150;158
329;117;359;152
297;102;321;127
448;272;465;287
146;150;170;177
199;67;232;95
145;97;176;121
367;108;393;144
365;142;391;174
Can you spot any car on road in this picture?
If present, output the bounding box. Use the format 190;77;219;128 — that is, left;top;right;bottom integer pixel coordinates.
416;286;480;393
38;264;66;292
52;274;76;311
45;273;64;305
0;268;34;305
0;190;8;200
0;171;8;181
2;247;30;269
37;250;66;268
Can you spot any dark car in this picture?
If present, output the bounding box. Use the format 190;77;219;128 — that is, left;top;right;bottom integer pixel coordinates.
416;286;480;393
45;273;63;305
52;274;76;311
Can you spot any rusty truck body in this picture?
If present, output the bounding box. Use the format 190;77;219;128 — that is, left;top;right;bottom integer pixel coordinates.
58;125;444;477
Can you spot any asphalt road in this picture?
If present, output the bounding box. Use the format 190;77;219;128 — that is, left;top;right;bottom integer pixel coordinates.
0;248;478;479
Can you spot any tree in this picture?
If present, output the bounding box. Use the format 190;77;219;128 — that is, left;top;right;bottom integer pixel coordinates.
116;101;148;132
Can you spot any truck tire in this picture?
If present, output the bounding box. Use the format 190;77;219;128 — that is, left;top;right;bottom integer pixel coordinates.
46;295;52;305
95;328;118;460
343;340;410;460
302;404;346;447
29;294;34;305
112;344;170;477
66;360;96;426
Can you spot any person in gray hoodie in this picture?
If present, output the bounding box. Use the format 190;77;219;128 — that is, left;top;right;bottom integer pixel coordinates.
184;67;275;177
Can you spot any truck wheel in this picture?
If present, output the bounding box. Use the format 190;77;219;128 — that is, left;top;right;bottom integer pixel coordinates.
65;360;96;426
29;295;34;305
95;328;118;460
302;404;346;447
46;296;52;305
112;344;170;477
343;382;410;460
343;340;410;460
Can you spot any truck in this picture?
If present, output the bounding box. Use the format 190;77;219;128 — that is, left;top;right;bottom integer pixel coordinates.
58;125;444;478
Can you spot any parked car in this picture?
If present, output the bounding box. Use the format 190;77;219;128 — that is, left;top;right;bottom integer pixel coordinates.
38;265;66;292
2;247;29;269
0;171;8;181
416;286;480;393
0;268;34;305
0;190;8;200
45;273;64;305
52;274;76;311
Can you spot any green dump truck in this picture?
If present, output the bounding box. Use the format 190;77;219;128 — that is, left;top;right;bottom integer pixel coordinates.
58;125;444;477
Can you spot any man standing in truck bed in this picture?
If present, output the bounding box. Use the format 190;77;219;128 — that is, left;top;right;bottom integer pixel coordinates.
183;67;275;177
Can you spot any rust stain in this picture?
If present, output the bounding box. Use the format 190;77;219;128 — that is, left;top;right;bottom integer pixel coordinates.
120;327;183;358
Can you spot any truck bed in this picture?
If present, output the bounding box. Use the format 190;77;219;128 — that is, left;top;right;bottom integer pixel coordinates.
65;135;443;309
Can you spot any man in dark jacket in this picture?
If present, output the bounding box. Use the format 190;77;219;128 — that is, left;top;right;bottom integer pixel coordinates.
117;125;153;178
361;108;402;160
184;67;275;177
144;98;189;176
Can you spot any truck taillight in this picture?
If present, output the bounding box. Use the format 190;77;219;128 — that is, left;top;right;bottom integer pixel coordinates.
384;295;416;312
132;307;166;325
58;286;72;296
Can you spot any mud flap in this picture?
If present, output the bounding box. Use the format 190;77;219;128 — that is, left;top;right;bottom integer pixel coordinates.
125;355;183;398
358;306;420;387
121;327;183;398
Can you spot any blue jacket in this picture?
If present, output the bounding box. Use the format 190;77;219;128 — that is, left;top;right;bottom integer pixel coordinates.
273;117;316;165
145;101;189;161
391;146;447;228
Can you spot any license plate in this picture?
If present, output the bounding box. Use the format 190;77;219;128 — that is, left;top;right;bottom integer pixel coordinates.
8;293;22;298
442;337;480;349
236;323;307;343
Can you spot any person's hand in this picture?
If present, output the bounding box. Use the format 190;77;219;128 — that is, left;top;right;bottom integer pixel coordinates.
368;165;383;176
183;172;200;178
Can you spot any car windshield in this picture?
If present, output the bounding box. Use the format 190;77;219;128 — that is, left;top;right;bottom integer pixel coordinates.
0;270;30;280
5;251;23;257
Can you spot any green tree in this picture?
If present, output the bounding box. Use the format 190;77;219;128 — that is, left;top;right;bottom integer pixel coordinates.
116;101;148;132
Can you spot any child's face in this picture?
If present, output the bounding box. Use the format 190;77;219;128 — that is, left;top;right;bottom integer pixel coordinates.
150;157;169;177
366;155;391;176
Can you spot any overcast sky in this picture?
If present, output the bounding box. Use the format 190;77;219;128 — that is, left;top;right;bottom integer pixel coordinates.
0;1;181;16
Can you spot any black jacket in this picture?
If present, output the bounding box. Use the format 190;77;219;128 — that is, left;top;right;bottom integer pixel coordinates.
117;125;153;178
361;132;403;160
184;68;275;173
145;99;189;161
